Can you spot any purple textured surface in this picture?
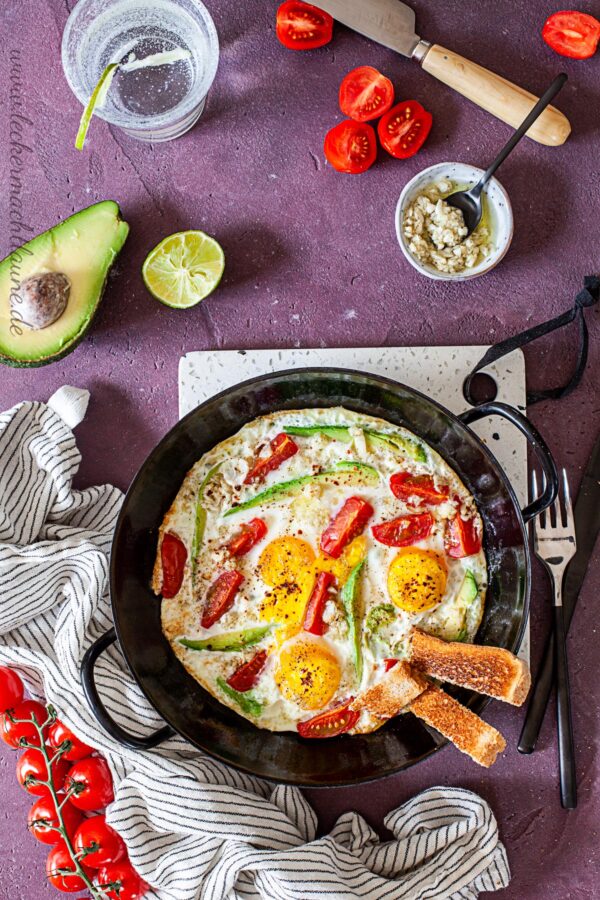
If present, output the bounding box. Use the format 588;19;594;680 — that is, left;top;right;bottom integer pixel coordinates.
1;1;599;898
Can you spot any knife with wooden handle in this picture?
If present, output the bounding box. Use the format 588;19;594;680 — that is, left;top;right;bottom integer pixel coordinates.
315;0;571;146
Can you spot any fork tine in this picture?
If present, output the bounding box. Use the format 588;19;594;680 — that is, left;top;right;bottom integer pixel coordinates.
539;470;547;529
562;468;574;526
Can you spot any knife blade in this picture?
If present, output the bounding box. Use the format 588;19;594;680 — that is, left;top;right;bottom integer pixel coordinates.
518;431;600;753
314;0;422;57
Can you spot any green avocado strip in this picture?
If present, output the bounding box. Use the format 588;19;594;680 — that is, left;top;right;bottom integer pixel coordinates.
224;460;379;516
341;560;365;685
191;463;222;584
366;603;396;633
284;425;353;442
217;677;264;717
179;624;273;652
284;424;427;462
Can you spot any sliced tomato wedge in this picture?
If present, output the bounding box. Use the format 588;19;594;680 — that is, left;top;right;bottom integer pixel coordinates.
445;514;482;558
302;571;336;635
276;1;334;51
390;473;449;506
384;658;399;672
201;571;245;628
339;66;394;122
324;120;377;174
226;650;268;692
542;10;600;59
245;433;298;484
371;512;434;547
227;518;268;556
320;496;374;558
378;101;432;159
160;532;187;598
297;700;359;738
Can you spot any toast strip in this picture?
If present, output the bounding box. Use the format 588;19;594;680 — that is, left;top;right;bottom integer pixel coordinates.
352;661;427;722
410;683;506;767
410;629;531;706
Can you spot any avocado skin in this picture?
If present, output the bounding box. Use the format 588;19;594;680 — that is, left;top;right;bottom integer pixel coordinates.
0;200;129;368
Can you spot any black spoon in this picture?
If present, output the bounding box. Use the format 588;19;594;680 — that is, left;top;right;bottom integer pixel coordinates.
446;74;568;235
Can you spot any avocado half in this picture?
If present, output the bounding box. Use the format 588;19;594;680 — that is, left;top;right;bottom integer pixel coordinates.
0;200;129;367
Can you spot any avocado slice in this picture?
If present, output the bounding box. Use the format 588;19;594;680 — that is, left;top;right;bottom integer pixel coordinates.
284;425;427;462
0;200;129;367
179;624;274;652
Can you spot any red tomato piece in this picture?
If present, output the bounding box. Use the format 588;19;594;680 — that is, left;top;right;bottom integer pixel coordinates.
390;473;449;506
378;101;432;159
320;496;374;559
227;518;268;556
74;815;126;868
301;571;336;635
66;756;115;811
96;860;149;900
0;699;48;748
47;719;94;761
16;747;70;798
445;514;482;558
339;65;394;122
201;570;245;629
46;841;87;893
297;701;360;738
371;512;434;547
276;1;333;51
0;666;24;713
244;433;299;484
542;10;600;59
226;650;268;693
384;658;399;672
324;120;377;174
28;795;83;845
160;532;187;598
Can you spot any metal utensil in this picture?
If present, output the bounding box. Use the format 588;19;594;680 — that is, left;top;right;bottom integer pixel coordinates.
445;75;567;234
530;468;577;809
315;0;571;146
519;431;600;754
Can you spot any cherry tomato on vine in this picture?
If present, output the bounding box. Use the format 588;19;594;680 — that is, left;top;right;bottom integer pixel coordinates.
28;795;83;845
47;840;87;893
16;747;70;797
0;666;24;712
74;815;126;868
0;699;48;748
96;860;149;900
47;719;94;762
66;756;115;811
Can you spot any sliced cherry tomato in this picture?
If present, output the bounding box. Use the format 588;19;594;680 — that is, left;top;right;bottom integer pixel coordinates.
226;650;268;692
96;860;149;900
384;658;399;672
320;496;374;558
542;10;600;59
276;1;333;51
160;532;187;598
339;66;394;122
0;666;24;712
0;699;48;748
227;518;268;556
47;719;94;762
301;571;336;635
29;795;83;845
47;840;87;893
244;433;299;484
201;570;245;629
390;472;449;506
16;747;70;797
445;514;482;558
74;815;126;868
371;512;434;547
66;756;114;811
297;701;359;738
324;120;377;174
378;101;432;159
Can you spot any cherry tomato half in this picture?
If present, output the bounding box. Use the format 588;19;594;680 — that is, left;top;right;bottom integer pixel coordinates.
74;815;126;868
378;101;432;159
28;795;83;845
0;699;49;748
371;512;434;547
301;571;336;635
390;473;449;506
324;120;377;174
445;514;482;558
276;1;334;51
297;701;359;738
66;756;115;811
227;518;268;556
96;860;149;900
0;666;24;713
200;570;245;629
542;10;600;59
321;496;374;558
339;66;394;122
47;841;87;893
16;747;70;797
160;532;188;598
244;433;298;484
47;719;94;762
226;650;268;693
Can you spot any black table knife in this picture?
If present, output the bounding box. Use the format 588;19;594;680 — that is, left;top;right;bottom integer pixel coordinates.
519;431;600;753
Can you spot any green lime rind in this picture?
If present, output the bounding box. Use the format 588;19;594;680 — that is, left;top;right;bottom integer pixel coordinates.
191;463;222;585
284;424;427;462
341;560;365;684
179;624;274;653
75;63;119;151
216;677;264;718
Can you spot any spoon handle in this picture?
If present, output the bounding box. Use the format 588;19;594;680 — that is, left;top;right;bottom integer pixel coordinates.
478;74;568;191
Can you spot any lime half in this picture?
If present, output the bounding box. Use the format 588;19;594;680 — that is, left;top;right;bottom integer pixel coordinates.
142;231;225;308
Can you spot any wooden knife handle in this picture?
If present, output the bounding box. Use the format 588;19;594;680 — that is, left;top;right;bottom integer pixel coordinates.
421;44;571;146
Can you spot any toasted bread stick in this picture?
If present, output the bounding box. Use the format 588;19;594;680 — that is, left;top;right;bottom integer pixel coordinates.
351;661;427;724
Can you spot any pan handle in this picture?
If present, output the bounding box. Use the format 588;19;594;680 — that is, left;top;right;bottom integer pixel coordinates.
459;401;558;522
81;628;174;751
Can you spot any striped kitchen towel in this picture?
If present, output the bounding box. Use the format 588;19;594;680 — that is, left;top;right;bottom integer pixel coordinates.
0;388;511;900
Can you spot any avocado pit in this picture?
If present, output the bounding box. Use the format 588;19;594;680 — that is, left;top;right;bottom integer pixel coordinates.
11;272;71;330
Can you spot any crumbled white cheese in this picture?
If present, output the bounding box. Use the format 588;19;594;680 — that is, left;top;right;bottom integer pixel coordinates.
403;180;490;274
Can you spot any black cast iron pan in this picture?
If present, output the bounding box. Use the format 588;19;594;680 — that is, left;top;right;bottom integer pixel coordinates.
82;368;557;787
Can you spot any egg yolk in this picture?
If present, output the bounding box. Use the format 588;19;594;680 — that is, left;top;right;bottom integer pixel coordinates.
317;535;367;583
275;637;341;710
388;548;447;613
259;537;316;627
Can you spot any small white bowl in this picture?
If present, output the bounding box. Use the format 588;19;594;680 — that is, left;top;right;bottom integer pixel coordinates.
395;161;514;281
